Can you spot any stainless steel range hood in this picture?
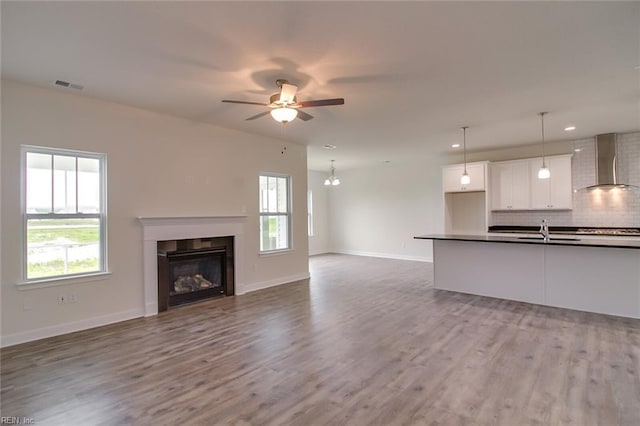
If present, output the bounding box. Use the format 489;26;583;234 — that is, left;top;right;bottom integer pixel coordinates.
584;133;636;190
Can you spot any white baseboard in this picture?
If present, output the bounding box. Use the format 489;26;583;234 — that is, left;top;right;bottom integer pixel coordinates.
309;249;331;256
2;271;312;347
237;272;311;295
1;308;145;348
331;249;432;263
145;302;158;317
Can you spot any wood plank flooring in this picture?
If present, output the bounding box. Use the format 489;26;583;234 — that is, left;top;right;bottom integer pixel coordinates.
1;254;639;425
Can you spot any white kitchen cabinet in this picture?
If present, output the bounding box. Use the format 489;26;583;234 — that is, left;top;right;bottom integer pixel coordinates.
530;155;573;210
490;159;530;210
442;162;486;193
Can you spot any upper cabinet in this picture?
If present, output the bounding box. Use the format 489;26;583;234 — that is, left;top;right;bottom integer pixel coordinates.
529;155;573;210
443;162;487;193
490;159;530;210
490;154;572;211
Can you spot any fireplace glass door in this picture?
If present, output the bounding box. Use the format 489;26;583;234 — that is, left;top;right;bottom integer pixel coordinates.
166;249;225;307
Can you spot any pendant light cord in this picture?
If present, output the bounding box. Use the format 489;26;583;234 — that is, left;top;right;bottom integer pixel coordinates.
462;126;468;173
540;112;546;167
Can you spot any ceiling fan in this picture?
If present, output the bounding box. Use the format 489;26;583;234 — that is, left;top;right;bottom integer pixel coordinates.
222;79;345;123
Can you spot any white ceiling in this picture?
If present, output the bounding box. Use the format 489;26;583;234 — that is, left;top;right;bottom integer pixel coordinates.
2;1;639;171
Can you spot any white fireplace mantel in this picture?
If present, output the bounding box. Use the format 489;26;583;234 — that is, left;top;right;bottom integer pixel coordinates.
138;216;247;316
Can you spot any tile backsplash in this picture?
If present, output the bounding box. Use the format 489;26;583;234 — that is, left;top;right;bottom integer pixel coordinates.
491;132;640;228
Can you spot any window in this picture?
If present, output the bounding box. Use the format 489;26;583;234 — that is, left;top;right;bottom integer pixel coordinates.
307;189;314;237
22;146;107;281
259;174;291;252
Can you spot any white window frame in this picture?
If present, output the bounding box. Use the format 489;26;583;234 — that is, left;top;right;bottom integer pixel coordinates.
259;173;292;253
20;145;108;283
307;189;314;237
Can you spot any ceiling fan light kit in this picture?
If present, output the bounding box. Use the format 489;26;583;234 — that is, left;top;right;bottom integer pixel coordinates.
270;107;298;123
222;79;344;124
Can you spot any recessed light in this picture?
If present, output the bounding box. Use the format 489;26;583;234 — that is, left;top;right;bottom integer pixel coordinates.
383;160;391;164
574;148;582;152
451;144;460;148
564;126;576;131
323;144;337;150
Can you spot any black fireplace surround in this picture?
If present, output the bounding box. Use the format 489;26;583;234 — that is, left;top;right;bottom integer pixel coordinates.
157;236;234;311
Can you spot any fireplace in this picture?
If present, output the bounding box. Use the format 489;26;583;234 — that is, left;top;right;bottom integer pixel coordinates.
157;236;234;311
139;216;246;316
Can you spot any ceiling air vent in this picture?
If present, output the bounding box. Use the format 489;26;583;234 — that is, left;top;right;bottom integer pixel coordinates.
54;80;84;91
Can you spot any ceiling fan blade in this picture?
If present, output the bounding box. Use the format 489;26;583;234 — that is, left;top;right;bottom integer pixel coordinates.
296;110;314;121
222;100;268;106
279;83;298;104
298;98;345;108
245;111;271;121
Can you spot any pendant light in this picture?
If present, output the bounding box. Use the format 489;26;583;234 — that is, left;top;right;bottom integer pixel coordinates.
460;126;470;185
324;160;340;186
538;112;550;179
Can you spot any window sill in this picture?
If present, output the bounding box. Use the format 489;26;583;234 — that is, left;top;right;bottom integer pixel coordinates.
16;271;112;290
259;248;294;257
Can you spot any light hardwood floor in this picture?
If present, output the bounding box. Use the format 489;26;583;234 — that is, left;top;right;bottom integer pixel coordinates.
1;254;639;425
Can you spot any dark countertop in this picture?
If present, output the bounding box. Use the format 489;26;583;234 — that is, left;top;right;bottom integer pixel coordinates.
414;234;640;249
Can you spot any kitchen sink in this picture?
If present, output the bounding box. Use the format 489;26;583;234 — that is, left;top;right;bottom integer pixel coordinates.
517;236;581;241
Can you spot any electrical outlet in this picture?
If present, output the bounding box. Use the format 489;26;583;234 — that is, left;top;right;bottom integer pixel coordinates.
57;294;67;305
69;293;78;303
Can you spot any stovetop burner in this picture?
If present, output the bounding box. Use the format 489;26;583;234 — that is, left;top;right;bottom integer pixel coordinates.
577;228;640;235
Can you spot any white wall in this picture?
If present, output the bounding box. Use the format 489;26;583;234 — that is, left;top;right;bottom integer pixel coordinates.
328;158;444;262
1;80;309;346
307;170;330;255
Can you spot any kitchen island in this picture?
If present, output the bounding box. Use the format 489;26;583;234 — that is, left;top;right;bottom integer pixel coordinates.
415;234;640;319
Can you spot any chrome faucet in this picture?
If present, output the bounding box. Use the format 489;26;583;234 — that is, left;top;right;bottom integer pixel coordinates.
540;219;550;241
